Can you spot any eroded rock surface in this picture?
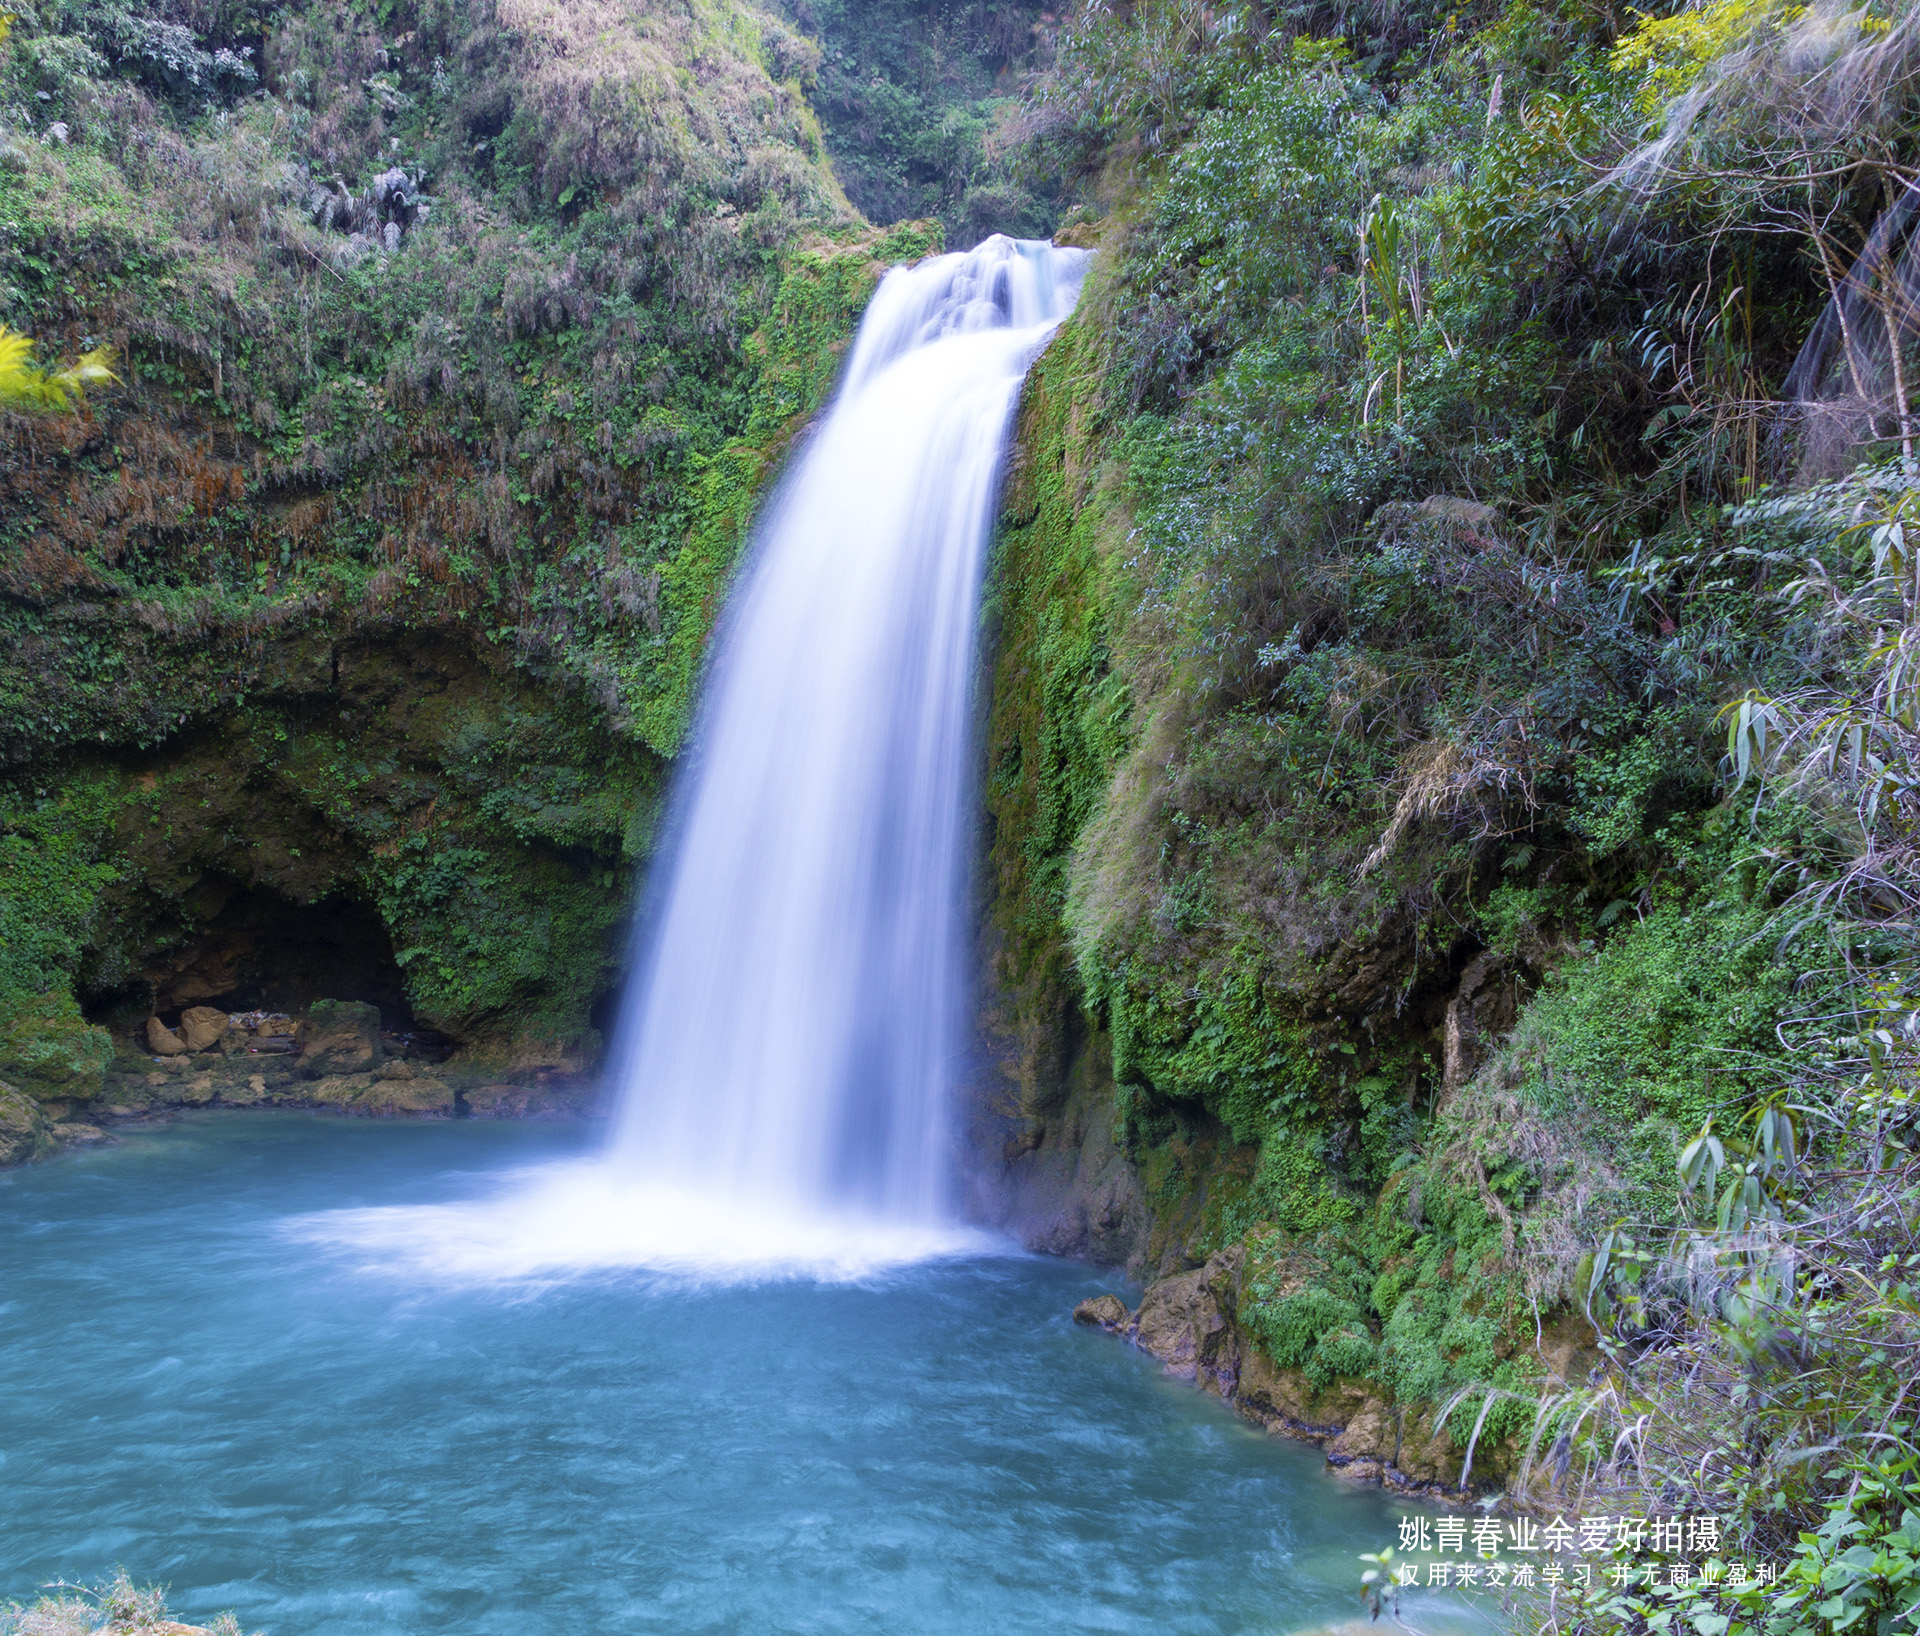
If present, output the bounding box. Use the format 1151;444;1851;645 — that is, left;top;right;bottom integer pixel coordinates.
298;999;384;1077
0;1078;55;1166
1075;1246;1553;1500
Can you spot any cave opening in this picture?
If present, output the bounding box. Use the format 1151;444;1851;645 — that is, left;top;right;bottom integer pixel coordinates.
84;882;418;1037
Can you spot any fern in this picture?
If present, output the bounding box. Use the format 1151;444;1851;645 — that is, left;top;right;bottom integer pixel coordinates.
0;326;116;414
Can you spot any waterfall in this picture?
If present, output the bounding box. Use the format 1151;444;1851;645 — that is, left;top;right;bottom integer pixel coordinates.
299;236;1087;1283
605;235;1088;1222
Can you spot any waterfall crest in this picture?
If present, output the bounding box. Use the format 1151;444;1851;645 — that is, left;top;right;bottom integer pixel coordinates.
605;235;1089;1223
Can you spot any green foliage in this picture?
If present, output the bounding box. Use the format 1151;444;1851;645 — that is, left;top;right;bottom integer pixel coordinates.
0;779;123;1008
0;322;115;409
985;0;1917;1511
791;0;1060;241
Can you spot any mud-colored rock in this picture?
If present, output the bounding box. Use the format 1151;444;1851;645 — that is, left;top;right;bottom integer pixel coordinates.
0;1079;56;1166
311;1072;378;1106
1326;1399;1397;1466
361;1077;454;1116
51;1122;110;1145
1073;1294;1132;1332
298;1000;382;1077
1132;1248;1244;1394
178;1074;217;1105
375;1059;415;1080
177;1006;228;1052
311;1070;452;1116
146;1016;190;1055
1393;1406;1464;1487
221;1075;267;1106
465;1082;533;1117
1234;1349;1372;1438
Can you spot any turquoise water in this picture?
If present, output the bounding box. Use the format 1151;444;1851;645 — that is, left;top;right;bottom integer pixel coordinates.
1;1116;1483;1634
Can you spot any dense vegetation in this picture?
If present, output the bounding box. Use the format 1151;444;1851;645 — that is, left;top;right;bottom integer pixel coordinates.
4;0;1920;1626
781;0;1061;239
974;0;1920;1627
0;0;935;1068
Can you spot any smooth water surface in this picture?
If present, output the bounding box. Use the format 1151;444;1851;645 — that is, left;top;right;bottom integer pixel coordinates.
1;1118;1488;1635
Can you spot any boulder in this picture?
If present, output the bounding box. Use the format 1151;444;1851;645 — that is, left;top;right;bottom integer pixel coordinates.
146;1016;190;1056
363;1076;454;1116
1235;1347;1372;1438
298;1000;383;1076
1072;1294;1131;1333
1132;1248;1245;1394
177;1006;228;1052
50;1122;109;1145
311;1071;453;1116
1326;1399;1398;1471
0;1079;55;1166
311;1073;377;1107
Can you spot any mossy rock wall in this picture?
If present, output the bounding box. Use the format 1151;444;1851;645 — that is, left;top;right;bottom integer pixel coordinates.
2;222;941;1097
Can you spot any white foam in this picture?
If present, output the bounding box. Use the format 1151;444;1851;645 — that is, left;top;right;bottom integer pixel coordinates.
286;1157;1006;1287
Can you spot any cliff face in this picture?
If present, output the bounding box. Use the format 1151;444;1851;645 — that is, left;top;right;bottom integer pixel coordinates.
0;0;945;1087
961;196;1797;1487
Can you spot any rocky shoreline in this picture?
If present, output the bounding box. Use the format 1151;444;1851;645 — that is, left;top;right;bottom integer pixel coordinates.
0;997;596;1168
1074;1245;1598;1507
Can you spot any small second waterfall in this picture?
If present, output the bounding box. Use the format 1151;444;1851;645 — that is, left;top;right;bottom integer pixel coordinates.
301;236;1087;1281
605;236;1088;1222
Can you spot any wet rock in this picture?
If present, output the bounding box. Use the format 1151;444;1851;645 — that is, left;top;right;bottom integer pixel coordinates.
375;1059;415;1080
298;1000;382;1077
1077;1242;1493;1497
146;1016;190;1055
221;1074;267;1106
465;1082;532;1117
1235;1349;1370;1439
311;1072;377;1106
1132;1248;1244;1394
51;1122;110;1145
0;1079;55;1166
1003;1116;1045;1159
1392;1407;1463;1488
1072;1294;1131;1332
312;1070;452;1116
1326;1400;1397;1467
178;1005;228;1052
363;1076;454;1116
1442;950;1514;1099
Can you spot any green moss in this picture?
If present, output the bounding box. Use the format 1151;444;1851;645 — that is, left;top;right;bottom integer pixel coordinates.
0;989;114;1103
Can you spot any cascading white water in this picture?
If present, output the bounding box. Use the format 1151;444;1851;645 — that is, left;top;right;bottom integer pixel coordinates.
605;235;1089;1222
299;236;1087;1283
